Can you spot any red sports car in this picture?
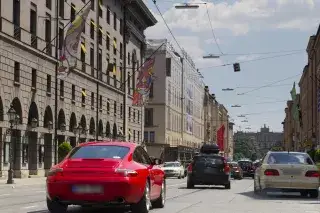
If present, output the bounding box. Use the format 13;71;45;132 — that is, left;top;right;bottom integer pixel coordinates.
46;141;166;213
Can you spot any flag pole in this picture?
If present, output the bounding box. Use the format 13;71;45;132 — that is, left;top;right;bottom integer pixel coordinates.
95;0;100;141
53;0;59;164
122;1;129;141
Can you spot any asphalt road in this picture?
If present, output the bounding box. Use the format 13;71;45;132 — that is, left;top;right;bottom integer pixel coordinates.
0;178;319;213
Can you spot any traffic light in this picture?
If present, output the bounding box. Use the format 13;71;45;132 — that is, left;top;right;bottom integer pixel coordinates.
233;63;240;72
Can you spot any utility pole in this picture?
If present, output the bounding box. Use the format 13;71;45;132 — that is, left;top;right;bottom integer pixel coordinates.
122;0;130;141
180;57;184;160
95;0;100;141
53;0;59;164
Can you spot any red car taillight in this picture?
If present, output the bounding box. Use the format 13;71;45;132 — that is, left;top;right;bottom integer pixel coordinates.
187;164;193;172
223;158;230;174
305;171;320;177
115;168;138;177
264;169;279;176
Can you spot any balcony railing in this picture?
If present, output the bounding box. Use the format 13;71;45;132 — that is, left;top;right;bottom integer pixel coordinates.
0;17;56;58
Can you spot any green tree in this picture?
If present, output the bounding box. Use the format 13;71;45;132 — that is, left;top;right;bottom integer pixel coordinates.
58;142;72;162
234;133;260;160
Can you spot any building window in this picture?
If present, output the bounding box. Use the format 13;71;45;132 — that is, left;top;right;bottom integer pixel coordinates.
58;25;64;50
113;38;117;55
99;95;102;109
90;20;95;39
107;7;110;24
45;13;51;54
59;80;64;98
30;5;37;48
128;107;131;119
70;4;76;22
144;131;148;143
98;49;102;80
98;1;102;17
72;84;75;102
150;131;155;143
106;32;110;50
120;42;123;59
166;58;171;76
90;47;94;76
120;18;123;35
113;12;117;30
59;0;64;18
98;26;102;44
46;74;51;93
128;52;130;65
14;61;20;83
81;41;86;63
91;0;95;10
145;108;154;126
107;98;110;114
82;88;86;105
91;92;94;108
31;68;37;89
114;101;117;116
46;0;51;9
120;104;123;118
138;110;140;123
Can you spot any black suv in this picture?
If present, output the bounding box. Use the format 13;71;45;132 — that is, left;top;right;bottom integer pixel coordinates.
186;144;231;189
238;160;255;178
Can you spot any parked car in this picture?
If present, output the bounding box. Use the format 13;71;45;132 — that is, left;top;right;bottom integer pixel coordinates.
238;159;255;178
162;161;185;179
229;162;243;180
187;144;231;189
254;151;319;198
46;141;166;213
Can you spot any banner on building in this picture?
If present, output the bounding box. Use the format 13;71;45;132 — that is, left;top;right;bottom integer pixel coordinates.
58;4;91;79
132;58;155;106
217;125;225;151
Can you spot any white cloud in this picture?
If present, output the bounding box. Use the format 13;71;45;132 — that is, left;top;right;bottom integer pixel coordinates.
236;54;261;61
146;0;320;37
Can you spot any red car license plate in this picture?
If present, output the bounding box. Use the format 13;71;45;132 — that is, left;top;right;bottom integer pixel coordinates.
72;184;103;194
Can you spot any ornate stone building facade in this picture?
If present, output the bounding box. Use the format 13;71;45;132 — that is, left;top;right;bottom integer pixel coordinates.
0;0;156;178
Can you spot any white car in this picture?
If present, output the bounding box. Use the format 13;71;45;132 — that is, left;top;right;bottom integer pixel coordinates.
162;162;185;179
254;151;319;198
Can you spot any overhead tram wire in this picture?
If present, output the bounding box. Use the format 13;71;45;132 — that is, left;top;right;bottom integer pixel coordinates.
198;51;304;70
205;3;223;55
237;73;301;95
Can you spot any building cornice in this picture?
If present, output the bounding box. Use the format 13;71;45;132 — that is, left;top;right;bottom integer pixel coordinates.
131;0;157;27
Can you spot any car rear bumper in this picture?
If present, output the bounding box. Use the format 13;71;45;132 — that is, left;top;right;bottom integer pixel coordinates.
188;174;230;185
46;177;144;204
263;180;319;190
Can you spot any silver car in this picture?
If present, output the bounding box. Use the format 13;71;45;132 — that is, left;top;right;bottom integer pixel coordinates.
162;162;185;179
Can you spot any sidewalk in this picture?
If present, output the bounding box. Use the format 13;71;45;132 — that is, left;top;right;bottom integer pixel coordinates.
0;177;46;188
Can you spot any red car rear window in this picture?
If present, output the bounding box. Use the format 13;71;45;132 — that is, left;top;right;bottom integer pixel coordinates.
69;145;130;159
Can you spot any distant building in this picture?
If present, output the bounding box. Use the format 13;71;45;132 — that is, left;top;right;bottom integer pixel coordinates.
234;124;283;156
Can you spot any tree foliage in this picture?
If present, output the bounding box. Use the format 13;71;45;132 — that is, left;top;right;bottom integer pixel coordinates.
58;141;72;161
234;133;260;161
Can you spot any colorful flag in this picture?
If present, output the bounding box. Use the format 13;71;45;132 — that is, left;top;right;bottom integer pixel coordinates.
217;125;225;151
58;4;91;79
132;58;155;106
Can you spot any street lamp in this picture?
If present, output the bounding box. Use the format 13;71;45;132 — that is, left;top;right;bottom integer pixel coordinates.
74;123;82;142
6;104;17;184
47;121;53;131
60;123;66;132
31;118;38;128
203;54;220;59
231;105;241;107
222;88;234;91
175;3;200;9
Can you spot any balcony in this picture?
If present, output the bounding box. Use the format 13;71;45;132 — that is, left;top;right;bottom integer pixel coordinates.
0;17;56;58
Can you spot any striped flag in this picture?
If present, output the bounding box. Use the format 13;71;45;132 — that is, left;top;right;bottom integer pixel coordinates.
318;87;320;112
58;4;91;79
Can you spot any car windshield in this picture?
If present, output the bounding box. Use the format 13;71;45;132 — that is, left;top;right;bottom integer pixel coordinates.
238;161;252;167
164;163;180;167
267;152;314;165
69;145;130;159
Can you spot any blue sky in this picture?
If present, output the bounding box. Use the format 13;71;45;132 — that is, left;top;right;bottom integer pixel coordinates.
143;0;320;132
